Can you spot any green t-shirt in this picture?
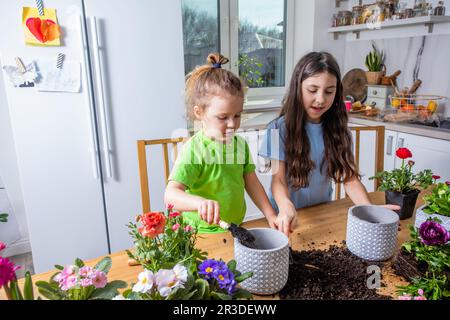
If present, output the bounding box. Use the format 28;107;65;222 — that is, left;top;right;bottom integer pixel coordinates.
168;130;256;233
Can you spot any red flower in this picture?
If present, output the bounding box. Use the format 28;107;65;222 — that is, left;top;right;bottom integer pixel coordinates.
396;147;412;159
432;175;441;181
446;181;450;186
138;212;166;238
166;204;174;210
0;242;5;251
169;211;181;218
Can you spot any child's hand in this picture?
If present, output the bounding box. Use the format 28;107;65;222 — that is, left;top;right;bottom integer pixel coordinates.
198;199;221;225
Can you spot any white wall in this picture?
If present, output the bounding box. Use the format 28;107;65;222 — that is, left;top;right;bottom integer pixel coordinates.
0;58;31;257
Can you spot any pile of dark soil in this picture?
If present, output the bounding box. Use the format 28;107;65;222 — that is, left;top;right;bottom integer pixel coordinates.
279;243;391;300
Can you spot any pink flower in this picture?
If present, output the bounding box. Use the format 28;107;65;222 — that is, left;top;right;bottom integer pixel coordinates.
167;204;174;210
91;271;107;289
414;295;427;300
80;277;93;287
169;212;181;218
418;289;424;296
398;294;412;300
61;265;77;277
61;275;78;291
0;242;6;252
184;225;193;232
79;266;93;278
172;223;180;231
0;257;20;288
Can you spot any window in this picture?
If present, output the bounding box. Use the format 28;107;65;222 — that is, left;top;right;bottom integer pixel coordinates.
182;0;294;101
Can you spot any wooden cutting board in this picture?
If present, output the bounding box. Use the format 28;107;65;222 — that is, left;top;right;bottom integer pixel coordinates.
342;68;368;102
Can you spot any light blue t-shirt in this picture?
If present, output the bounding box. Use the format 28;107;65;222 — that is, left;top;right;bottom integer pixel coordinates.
258;116;332;211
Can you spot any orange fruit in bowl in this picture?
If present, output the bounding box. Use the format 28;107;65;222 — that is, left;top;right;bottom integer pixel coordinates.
427;100;438;113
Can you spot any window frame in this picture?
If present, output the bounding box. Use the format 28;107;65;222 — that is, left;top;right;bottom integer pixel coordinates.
218;0;294;103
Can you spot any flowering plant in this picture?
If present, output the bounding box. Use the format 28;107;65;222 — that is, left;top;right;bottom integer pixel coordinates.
35;256;127;300
370;147;433;193
423;181;450;217
397;219;450;300
1;242;36;300
126;205;207;273
120;258;253;300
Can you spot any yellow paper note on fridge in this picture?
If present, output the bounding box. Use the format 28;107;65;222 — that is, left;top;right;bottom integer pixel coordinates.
22;7;61;46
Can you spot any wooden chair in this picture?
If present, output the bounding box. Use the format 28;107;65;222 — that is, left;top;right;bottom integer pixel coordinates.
137;137;189;213
334;125;385;200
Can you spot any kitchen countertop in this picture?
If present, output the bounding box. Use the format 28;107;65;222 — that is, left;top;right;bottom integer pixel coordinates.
240;108;450;141
1;191;419;300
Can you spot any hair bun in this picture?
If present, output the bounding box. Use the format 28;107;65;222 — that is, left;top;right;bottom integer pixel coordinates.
207;53;229;67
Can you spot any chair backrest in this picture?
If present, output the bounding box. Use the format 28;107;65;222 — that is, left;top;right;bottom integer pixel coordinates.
334;125;385;200
137;137;189;213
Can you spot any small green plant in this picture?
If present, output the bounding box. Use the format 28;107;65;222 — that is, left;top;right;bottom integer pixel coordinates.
365;44;385;72
6;271;37;300
423;182;450;217
237;53;264;88
0;213;8;223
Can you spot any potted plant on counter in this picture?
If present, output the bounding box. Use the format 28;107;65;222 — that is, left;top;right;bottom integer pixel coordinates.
370;147;433;220
365;45;385;85
415;179;450;232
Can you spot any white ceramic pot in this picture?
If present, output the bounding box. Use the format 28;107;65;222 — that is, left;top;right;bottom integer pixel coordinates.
346;205;399;261
234;228;289;295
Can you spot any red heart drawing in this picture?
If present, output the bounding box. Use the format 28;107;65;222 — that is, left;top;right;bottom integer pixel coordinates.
26;17;59;43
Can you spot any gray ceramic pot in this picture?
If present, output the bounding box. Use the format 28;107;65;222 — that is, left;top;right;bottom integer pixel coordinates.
415;204;450;232
346;205;399;261
234;228;289;295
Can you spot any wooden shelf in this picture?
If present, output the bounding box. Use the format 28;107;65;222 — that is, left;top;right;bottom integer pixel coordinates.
329;15;450;40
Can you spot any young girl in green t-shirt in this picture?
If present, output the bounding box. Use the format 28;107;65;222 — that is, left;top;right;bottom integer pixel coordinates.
164;53;277;233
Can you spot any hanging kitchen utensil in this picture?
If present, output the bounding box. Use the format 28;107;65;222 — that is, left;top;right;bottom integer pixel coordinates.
342;68;368;103
381;70;401;86
219;220;256;249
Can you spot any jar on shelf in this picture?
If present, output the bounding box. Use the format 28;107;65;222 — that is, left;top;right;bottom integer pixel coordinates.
332;13;339;27
352;5;363;24
338;10;352;26
434;1;446;16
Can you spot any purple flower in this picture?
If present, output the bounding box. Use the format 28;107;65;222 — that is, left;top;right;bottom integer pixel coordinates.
213;268;237;294
419;220;450;246
198;259;221;280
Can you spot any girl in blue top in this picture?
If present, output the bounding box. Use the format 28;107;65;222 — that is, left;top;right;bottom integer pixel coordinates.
259;52;399;236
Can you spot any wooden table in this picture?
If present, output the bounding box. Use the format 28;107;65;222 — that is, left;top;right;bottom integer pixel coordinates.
1;192;423;300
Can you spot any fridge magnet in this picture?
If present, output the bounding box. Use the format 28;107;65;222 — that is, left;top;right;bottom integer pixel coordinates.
2;57;38;87
35;56;81;93
22;5;61;46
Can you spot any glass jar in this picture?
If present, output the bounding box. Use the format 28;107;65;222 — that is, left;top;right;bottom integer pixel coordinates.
385;0;398;20
434;1;446;15
332;13;339;27
338;10;352;26
352;5;363;24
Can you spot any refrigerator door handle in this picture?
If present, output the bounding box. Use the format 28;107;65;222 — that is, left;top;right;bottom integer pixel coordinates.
78;15;100;180
90;16;113;179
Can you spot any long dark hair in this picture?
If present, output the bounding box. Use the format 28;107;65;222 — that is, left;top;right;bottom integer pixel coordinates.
279;51;359;189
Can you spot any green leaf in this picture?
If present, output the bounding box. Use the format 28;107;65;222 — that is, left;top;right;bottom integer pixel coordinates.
232;288;253;300
191;278;209;300
24;271;34;300
54;265;64;271
227;260;237;272
235;271;253;283
89;280;128;300
210;291;232;300
93;256;112;274
9;280;23;300
74;258;85;268
35;281;65;300
0;213;8;222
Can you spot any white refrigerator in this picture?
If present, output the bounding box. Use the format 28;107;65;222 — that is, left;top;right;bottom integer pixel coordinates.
0;0;187;273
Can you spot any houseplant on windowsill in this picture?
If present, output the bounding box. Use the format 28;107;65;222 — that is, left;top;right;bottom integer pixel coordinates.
365;44;385;85
370;147;433;220
415;179;450;232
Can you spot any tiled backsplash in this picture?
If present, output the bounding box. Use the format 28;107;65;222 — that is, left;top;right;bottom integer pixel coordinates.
343;34;450;118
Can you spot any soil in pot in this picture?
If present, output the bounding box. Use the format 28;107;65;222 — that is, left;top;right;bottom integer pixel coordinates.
279;242;391;300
